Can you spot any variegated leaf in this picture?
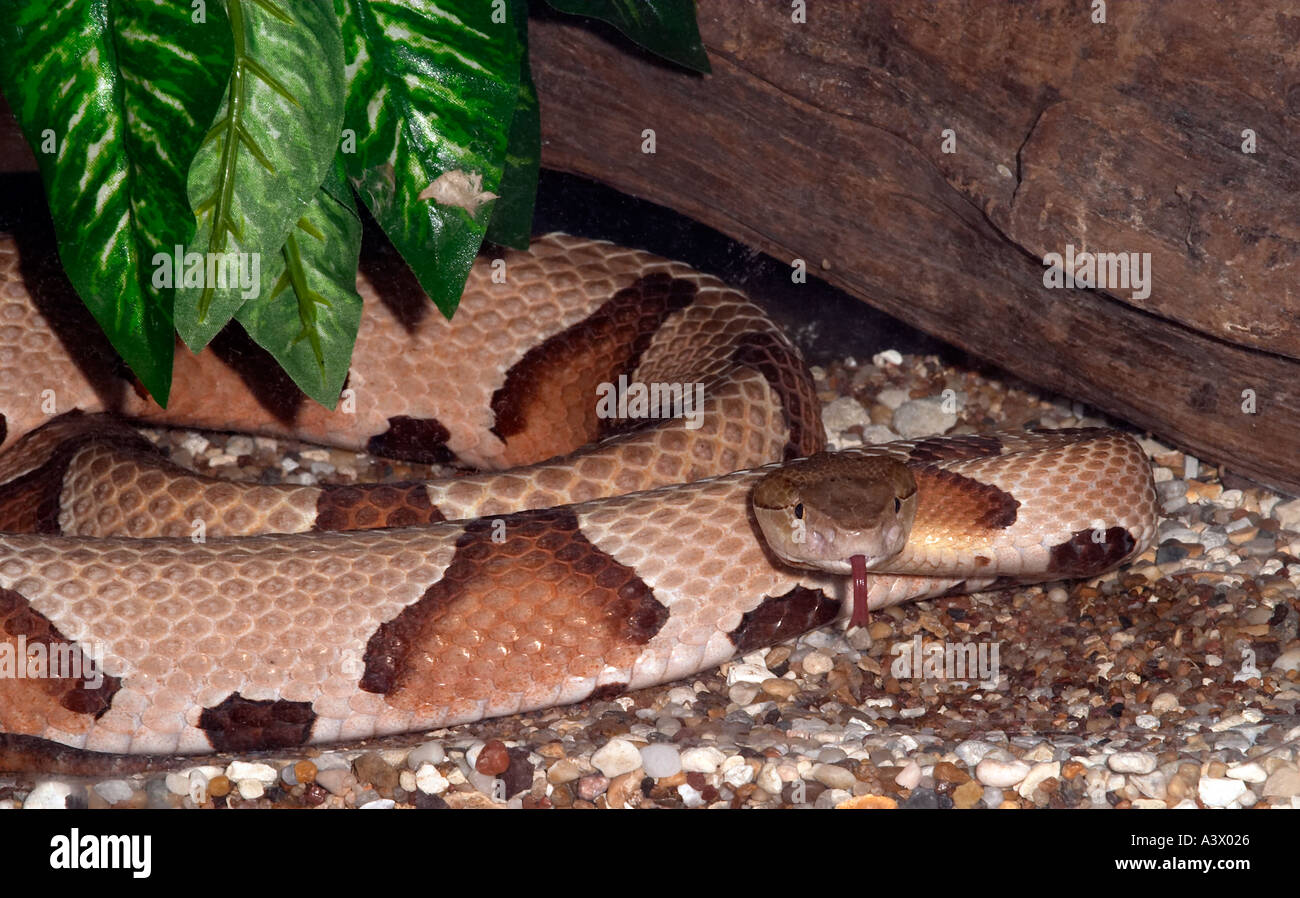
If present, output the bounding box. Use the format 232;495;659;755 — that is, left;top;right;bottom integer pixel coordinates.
175;0;346;352
0;0;233;404
339;0;520;317
236;154;361;408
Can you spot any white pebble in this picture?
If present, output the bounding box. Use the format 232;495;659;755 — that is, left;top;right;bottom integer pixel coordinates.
1274;497;1300;531
639;744;682;779
726;662;772;686
1226;762;1267;783
225;761;278;783
359;798;395;809
399;770;417;793
758;763;784;795
975;758;1030;788
802;651;834;676
237;779;264;800
591;738;643;777
93;780;134;805
894;760;922;790
1272;648;1300;673
821;396;872;435
1135;714;1160;730
188;771;208;805
892;397;957;439
1107;752;1157;774
954;740;997;766
23;781;75;809
872;349;903;367
407;741;446;768
666;686;698;705
165;773;190;796
1017;762;1061;798
415;763;449;795
723;763;755;789
680;747;726;774
677;783;705;808
1198;777;1247;807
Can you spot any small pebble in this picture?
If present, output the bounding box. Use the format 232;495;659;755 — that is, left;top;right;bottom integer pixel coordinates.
1198;777;1247;807
407;741;445;769
975;758;1030;788
591;738;642;778
640;744;682;779
1108;752;1157;775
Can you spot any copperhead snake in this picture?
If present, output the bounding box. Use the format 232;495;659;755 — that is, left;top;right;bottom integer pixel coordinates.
0;232;1159;770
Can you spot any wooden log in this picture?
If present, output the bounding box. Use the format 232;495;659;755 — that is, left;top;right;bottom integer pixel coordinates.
528;1;1300;493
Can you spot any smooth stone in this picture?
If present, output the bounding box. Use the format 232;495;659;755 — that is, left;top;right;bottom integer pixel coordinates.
954;740;997;766
1107;752;1157;774
1198;776;1247;807
406;741;446;769
639;744;682;779
225;761;278;784
1017;762;1060;798
1226;762;1267;783
1261;765;1300;798
975;758;1030;788
681;746;727;774
237;779;264;800
894;760;923;790
892;397;957;439
314;768;356;796
577;775;609;801
23;781;74;809
93;780;135;805
415;763;449;795
812;763;857;791
591;738;642;778
359;798;395;809
822;396;872;434
1271;647;1300;673
802;651;834;676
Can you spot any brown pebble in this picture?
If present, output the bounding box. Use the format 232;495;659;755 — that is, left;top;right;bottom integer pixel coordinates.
835;794;898;809
952;780;983;809
354;752;399;793
606;771;640;809
475;740;511;776
761;678;799;699
207;775;231;798
658;772;687;788
1062;761;1086;780
302;783;328;807
932;762;970;784
294;760;317;785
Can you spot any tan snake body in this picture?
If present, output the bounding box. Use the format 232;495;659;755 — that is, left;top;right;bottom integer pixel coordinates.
0;232;1159;769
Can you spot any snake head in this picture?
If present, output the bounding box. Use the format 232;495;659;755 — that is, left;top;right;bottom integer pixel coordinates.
751;452;918;575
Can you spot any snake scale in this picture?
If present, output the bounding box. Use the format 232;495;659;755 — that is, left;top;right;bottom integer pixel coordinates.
0;232;1158;771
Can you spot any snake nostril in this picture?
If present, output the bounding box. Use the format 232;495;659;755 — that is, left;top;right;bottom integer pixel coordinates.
794;503;804;520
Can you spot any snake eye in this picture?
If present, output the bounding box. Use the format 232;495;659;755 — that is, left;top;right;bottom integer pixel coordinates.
894;497;903;513
794;503;804;520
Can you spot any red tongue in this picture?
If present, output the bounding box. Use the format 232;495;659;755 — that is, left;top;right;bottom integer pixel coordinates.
849;554;870;628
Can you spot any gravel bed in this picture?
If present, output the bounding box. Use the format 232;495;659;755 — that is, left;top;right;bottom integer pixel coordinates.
5;349;1298;810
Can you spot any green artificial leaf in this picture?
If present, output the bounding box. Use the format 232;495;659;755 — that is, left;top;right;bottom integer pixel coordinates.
339;0;520;317
545;0;709;73
236;154;361;408
0;0;233;404
175;0;347;352
485;0;540;250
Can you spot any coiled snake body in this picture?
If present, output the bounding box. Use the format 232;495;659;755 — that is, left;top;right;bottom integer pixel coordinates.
0;233;1158;768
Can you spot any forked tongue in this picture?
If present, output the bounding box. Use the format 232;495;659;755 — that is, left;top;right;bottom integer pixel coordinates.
849;554;870;628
